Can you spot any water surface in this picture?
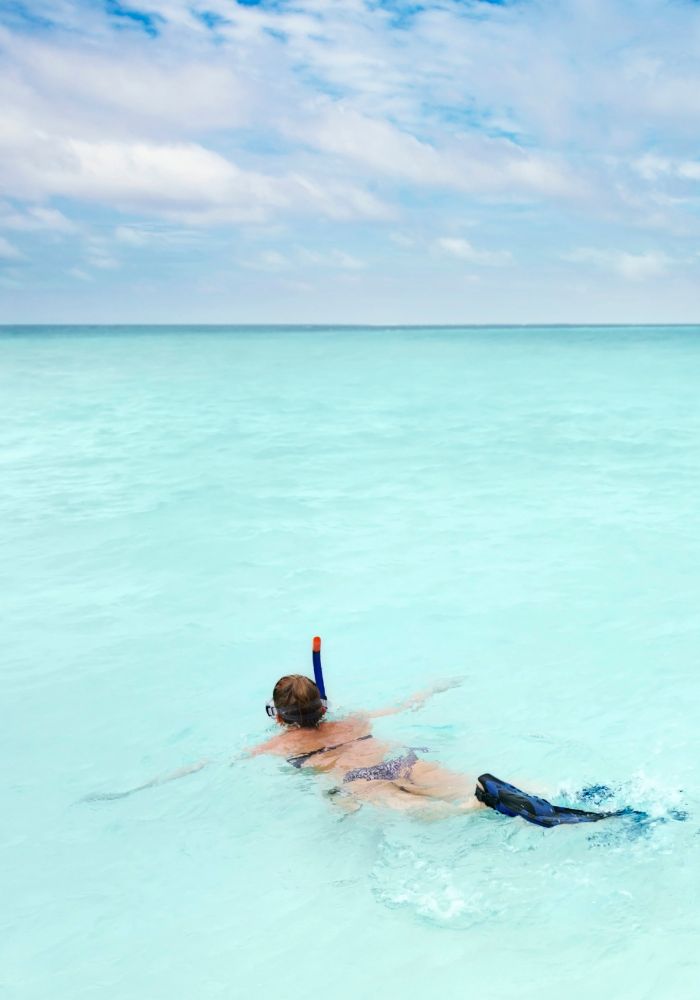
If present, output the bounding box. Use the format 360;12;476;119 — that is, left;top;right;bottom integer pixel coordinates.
2;325;699;999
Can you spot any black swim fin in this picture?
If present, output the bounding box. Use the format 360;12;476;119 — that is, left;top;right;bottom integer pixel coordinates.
476;773;620;828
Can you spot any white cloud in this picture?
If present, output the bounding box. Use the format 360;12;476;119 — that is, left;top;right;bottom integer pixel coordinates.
0;124;389;225
0;203;76;232
3;0;699;241
435;237;512;267
67;267;93;282
614;252;670;281
4;0;700;320
32;137;277;217
564;247;672;281
297;247;365;270
280;278;314;294
677;161;700;182
246;246;365;272
114;224;202;247
389;231;416;248
330;250;364;270
87;253;120;271
114;226;150;246
2;32;253;135
243;250;290;271
633;155;700;183
633;155;673;182
287;104;581;200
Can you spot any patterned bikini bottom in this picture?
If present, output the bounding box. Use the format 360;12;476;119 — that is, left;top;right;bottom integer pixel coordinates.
343;747;429;784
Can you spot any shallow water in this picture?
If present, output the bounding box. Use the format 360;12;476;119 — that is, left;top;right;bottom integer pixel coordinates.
2;325;699;999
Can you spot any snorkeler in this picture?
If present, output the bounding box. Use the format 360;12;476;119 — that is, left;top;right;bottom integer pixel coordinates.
250;671;483;817
83;638;625;827
250;640;622;827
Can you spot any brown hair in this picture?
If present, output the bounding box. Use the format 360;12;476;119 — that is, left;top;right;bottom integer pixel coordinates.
273;674;325;728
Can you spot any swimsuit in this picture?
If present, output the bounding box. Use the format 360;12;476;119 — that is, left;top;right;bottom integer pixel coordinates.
343;750;419;783
287;736;429;784
288;735;648;828
286;734;374;769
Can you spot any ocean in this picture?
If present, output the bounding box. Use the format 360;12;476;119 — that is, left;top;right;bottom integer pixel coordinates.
2;324;699;999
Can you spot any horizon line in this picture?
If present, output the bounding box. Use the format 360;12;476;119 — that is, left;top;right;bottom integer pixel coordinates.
2;322;700;330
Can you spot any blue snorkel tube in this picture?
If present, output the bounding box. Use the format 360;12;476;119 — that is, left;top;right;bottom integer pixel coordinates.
265;635;328;719
312;636;328;706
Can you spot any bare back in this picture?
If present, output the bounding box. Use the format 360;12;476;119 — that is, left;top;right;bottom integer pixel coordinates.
249;714;398;777
249;681;482;815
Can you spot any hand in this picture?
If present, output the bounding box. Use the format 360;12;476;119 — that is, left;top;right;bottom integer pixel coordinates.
407;694;428;712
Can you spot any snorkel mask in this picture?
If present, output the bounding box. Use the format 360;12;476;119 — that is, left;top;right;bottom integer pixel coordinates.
266;699;325;724
265;636;328;719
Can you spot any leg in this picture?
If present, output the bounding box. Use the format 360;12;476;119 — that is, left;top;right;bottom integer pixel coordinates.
338;760;486;817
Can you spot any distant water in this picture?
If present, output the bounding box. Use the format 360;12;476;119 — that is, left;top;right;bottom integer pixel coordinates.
2;325;699;1000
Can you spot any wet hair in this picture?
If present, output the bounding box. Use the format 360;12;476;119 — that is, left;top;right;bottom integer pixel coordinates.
273;674;325;728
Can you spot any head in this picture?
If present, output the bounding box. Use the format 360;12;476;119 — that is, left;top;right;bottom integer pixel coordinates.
270;674;326;728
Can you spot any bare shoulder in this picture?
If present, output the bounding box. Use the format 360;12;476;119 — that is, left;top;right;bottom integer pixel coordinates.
247;714;372;759
246;732;288;757
339;711;372;728
325;713;372;738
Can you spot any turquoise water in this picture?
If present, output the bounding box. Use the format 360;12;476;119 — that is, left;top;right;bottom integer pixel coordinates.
2;325;699;1000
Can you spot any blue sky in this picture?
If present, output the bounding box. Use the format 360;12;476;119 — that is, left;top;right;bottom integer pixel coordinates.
2;0;700;323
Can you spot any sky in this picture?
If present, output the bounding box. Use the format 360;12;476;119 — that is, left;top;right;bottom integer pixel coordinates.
2;0;700;324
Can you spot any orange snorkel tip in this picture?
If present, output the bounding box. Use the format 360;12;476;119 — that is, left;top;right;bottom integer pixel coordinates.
311;636;326;700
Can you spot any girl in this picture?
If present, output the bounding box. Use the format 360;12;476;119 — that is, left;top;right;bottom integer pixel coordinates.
250;674;619;827
249;673;483;817
84;665;620;827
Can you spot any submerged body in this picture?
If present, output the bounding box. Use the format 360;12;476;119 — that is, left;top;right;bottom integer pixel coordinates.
83;670;625;827
252;673;627;827
251;699;485;817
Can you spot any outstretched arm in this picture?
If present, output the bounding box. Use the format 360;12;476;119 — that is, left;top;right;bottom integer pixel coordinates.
367;677;464;719
80;759;209;802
